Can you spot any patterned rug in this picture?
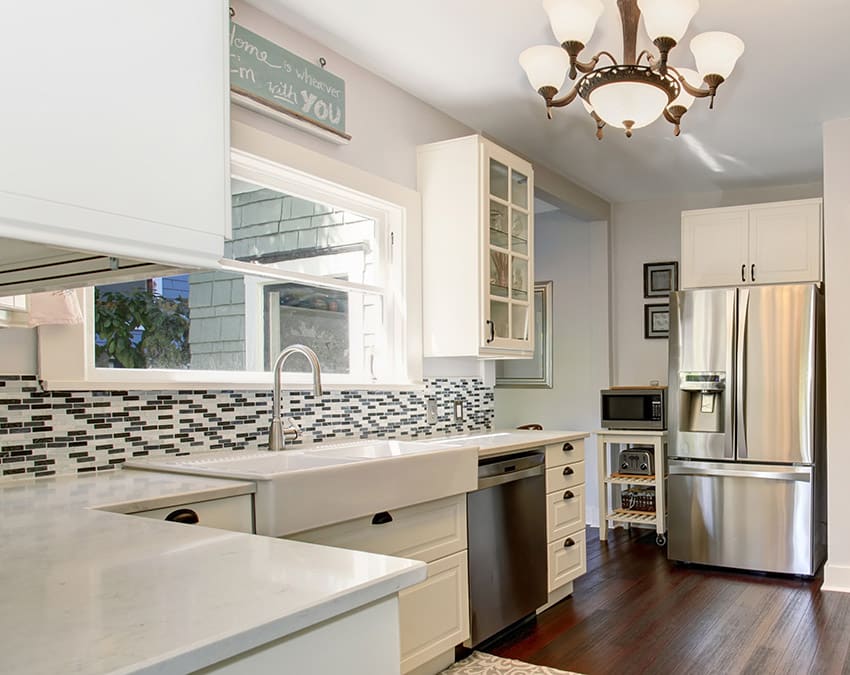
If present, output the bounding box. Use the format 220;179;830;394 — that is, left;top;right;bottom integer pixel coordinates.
442;651;581;674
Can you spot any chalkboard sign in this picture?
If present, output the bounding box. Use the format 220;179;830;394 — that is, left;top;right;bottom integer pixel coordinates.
229;23;349;140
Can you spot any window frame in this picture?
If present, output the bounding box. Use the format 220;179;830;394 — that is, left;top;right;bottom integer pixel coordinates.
37;140;423;391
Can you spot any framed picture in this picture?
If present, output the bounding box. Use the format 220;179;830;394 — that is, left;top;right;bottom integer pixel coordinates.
644;303;670;339
496;281;553;388
643;261;678;298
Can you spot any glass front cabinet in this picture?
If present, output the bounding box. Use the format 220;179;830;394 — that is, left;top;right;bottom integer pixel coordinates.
418;135;535;358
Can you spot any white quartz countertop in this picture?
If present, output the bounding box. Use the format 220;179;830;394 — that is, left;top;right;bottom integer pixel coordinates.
0;470;425;675
427;429;590;458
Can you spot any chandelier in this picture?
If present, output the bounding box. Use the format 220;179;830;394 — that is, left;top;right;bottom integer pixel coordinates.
519;0;744;138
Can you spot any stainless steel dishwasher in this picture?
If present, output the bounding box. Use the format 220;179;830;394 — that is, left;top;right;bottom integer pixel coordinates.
467;449;547;646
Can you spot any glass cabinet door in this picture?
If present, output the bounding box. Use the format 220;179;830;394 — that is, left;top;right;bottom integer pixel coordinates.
487;153;531;347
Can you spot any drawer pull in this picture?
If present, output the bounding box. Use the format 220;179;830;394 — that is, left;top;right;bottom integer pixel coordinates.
165;508;199;525
563;490;575;500
564;537;576;548
563;466;574;476
371;511;393;525
562;442;574;452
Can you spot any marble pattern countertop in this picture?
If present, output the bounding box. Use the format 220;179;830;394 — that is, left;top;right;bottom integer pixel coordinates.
427;429;591;458
0;470;425;675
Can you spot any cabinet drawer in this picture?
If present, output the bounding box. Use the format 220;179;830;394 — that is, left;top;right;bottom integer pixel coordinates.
288;494;466;564
131;494;254;533
548;529;587;592
399;551;469;673
546;460;585;493
546;484;585;541
545;438;584;468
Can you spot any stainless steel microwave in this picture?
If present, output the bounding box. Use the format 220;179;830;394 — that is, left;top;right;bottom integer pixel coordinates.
600;388;667;430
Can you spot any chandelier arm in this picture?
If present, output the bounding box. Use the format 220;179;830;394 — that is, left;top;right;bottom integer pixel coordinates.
590;111;606;141
547;84;579;108
573;50;619;74
636;50;656;67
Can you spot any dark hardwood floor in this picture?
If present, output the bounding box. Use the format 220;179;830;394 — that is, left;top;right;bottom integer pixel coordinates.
489;526;850;675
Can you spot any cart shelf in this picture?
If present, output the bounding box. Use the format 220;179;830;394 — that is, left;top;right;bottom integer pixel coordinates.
605;473;657;486
606;509;657;524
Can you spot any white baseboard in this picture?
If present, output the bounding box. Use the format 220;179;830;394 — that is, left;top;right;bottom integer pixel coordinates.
822;563;850;593
585;505;600;528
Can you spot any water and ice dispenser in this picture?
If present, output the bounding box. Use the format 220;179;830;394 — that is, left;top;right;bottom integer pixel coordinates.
676;372;726;435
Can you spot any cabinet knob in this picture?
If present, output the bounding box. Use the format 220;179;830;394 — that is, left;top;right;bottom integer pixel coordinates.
564;537;576;548
165;508;199;525
563;490;575;500
563;466;574;476
371;511;393;525
562;442;574;453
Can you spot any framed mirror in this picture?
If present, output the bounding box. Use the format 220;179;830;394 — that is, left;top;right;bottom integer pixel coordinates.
495;280;553;388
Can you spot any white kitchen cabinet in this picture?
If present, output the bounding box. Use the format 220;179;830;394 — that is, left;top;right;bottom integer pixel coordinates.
130;494;254;534
541;439;587;606
681;199;822;289
287;494;469;675
418;135;535;358
0;1;231;270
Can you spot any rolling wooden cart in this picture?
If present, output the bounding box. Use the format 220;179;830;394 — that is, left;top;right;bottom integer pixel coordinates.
597;430;667;546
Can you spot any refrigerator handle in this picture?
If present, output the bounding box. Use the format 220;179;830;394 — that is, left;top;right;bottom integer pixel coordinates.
736;289;749;459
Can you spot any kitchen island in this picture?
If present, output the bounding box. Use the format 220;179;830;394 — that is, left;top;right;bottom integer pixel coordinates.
0;471;424;675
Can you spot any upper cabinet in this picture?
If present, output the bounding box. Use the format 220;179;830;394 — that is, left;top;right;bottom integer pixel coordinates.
681;199;822;289
0;2;231;273
418;136;535;358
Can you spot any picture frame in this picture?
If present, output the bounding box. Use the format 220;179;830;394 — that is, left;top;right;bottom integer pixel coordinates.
643;261;678;298
496;281;553;388
644;303;670;339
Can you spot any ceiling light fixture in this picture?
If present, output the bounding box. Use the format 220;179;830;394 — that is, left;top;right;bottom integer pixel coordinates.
519;0;744;138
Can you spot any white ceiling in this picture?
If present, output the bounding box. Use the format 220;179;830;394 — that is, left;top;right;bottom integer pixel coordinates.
249;0;849;203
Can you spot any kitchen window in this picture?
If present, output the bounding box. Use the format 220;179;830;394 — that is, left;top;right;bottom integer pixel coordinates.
38;146;422;389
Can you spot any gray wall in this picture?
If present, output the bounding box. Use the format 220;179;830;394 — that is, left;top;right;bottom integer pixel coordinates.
494;211;610;525
609;181;823;386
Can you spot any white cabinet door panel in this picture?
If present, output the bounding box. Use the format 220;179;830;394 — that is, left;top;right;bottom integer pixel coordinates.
399;551;469;673
547;529;587;592
0;1;229;266
681;208;749;289
749;202;822;284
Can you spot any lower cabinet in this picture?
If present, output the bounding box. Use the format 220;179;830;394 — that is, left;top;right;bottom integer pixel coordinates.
542;439;588;601
287;494;469;674
398;551;469;673
129;494;254;533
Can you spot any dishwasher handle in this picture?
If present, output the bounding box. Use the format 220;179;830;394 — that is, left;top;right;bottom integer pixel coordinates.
477;451;545;490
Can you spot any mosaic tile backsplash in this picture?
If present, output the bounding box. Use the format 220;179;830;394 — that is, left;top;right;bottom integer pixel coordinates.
0;376;493;480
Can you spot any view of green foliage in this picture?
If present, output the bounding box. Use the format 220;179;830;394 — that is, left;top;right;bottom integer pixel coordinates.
94;289;190;369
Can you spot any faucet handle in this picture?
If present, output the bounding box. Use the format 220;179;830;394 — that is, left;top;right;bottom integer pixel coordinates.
283;417;301;441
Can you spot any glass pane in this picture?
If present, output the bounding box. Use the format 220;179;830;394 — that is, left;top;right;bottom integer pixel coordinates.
511;169;528;208
511;257;528;301
489;200;508;249
511;209;528;255
490;249;509;297
490;300;509;338
230;180;380;286
93;179;386;379
489;159;509;200
512;304;529;340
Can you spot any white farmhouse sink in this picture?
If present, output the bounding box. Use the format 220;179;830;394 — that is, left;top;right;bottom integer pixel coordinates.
126;441;478;537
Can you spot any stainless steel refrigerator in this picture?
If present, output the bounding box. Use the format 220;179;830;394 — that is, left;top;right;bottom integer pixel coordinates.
667;283;826;575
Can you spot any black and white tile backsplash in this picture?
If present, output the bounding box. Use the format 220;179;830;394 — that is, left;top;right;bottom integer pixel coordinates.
0;376;493;480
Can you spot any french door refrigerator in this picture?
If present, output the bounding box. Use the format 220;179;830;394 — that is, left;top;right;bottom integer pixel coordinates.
667;283;826;575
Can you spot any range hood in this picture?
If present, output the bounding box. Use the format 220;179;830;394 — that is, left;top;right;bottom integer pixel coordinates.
0;237;183;295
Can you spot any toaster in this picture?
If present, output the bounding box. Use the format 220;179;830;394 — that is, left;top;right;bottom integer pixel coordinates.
618;449;654;476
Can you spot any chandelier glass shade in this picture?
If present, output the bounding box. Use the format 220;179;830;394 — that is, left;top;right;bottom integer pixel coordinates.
520;0;744;138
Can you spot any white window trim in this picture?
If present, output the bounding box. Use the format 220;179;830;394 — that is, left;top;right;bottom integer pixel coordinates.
37;129;424;391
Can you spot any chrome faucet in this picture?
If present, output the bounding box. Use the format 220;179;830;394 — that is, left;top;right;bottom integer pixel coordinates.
268;344;323;451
